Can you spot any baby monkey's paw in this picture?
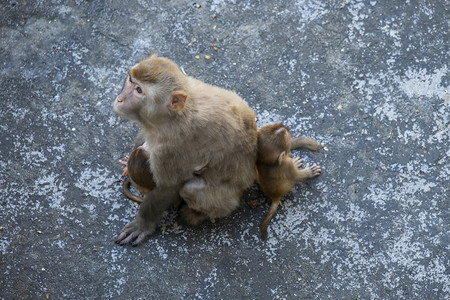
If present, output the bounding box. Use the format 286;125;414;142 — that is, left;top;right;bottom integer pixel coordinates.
118;155;129;167
292;157;303;169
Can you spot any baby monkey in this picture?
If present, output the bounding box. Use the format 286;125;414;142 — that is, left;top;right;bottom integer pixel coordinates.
256;124;321;240
119;142;206;205
119;142;155;204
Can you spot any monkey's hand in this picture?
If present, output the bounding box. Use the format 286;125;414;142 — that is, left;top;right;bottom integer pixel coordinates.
119;155;129;167
115;185;181;246
119;155;129;176
292;157;303;169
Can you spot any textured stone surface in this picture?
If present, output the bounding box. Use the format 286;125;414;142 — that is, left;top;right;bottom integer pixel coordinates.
0;1;448;299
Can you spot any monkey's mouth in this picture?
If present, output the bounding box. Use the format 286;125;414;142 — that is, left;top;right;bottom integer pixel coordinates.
113;98;124;114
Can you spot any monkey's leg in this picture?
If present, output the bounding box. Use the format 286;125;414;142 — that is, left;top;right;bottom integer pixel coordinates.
180;179;241;224
179;178;210;224
260;197;281;240
291;137;319;151
116;184;182;246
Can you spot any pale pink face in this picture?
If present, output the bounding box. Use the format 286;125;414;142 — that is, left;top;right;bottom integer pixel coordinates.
113;72;146;121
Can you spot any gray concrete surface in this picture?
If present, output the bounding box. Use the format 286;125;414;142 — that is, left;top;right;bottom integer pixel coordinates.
0;0;448;299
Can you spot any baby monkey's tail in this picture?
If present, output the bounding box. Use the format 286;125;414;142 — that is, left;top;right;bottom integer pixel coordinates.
260;197;281;240
122;177;145;204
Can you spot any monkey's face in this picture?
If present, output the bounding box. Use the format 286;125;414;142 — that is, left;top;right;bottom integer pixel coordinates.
114;56;188;125
113;72;147;122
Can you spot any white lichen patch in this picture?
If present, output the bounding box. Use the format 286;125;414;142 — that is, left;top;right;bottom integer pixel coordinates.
34;172;69;211
374;101;399;121
395;66;448;99
75;167;117;200
255;108;284;127
397;123;425;146
347;0;369;46
428;101;449;144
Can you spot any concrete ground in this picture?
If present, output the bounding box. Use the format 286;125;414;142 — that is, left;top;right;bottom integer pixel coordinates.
0;0;448;299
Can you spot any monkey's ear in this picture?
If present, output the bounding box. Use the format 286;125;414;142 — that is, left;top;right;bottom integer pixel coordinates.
168;91;187;112
278;151;286;165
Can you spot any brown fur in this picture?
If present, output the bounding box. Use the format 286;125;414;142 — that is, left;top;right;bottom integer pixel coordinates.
122;177;145;204
256;124;321;240
114;55;257;245
121;145;155;203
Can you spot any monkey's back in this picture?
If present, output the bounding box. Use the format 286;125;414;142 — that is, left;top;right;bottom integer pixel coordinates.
187;77;258;190
256;162;296;199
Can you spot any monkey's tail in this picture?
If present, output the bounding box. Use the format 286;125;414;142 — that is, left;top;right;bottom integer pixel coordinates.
260;197;281;240
122;177;144;204
291;137;320;152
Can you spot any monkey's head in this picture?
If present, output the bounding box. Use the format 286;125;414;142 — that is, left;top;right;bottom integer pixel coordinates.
257;124;292;165
114;54;190;125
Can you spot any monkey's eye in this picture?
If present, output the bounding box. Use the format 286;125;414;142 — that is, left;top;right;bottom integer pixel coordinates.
136;87;143;94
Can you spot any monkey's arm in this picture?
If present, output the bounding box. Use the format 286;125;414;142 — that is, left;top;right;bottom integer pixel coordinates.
291;137;320;151
292;158;321;182
116;184;182;246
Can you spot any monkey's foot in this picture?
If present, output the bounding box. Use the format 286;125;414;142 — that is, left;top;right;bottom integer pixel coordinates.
293;157;303;169
247;200;260;209
305;163;321;178
115;218;156;246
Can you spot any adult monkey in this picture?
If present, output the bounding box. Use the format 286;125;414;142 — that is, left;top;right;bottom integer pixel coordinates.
113;54;257;246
